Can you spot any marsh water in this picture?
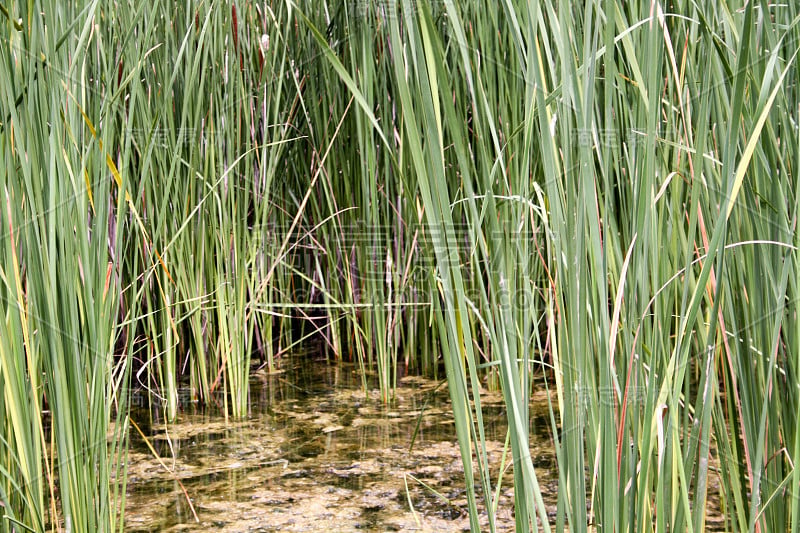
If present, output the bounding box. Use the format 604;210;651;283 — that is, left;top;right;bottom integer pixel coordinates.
123;353;723;532
124;354;557;532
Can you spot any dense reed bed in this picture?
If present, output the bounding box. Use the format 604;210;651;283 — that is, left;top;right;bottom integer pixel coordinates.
1;0;798;531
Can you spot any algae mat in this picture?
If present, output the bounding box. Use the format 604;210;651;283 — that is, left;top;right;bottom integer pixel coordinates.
124;360;556;531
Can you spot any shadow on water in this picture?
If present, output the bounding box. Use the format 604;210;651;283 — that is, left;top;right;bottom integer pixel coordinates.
123;355;555;532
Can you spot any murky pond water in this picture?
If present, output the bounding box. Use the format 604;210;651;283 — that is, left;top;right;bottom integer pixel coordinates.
123;355;725;532
124;356;556;532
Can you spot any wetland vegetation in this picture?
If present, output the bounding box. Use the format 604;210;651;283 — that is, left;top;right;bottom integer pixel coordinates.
1;0;799;531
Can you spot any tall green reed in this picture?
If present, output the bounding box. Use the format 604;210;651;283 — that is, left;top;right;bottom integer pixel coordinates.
0;0;136;530
304;0;800;531
3;0;800;531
